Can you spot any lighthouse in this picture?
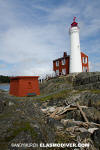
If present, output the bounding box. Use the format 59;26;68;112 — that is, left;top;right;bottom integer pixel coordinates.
69;17;82;73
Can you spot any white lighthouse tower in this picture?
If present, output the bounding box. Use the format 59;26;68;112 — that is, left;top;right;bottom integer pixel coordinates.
69;17;82;73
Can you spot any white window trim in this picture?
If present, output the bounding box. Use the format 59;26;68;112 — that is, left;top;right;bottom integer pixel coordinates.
82;57;87;64
62;68;66;75
83;66;87;72
62;59;66;65
56;70;59;76
56;61;59;66
85;57;87;64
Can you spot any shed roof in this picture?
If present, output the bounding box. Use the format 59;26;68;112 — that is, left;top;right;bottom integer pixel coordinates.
10;76;39;80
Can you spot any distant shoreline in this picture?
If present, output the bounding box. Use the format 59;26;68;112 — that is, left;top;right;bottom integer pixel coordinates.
0;83;10;91
0;83;10;85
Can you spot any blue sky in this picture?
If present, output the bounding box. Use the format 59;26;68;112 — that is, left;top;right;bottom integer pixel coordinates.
0;0;100;77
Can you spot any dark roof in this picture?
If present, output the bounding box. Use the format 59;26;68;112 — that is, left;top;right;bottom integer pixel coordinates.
53;51;88;62
81;52;88;57
10;76;39;80
53;55;70;62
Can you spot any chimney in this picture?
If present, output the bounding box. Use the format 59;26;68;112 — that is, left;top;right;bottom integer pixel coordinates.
63;52;67;57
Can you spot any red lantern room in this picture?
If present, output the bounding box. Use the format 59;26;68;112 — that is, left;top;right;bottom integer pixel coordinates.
71;17;78;27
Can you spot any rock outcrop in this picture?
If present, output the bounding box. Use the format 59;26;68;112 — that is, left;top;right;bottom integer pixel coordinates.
0;72;100;150
73;72;100;89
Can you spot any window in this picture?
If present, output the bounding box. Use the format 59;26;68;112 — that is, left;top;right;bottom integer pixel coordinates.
62;69;66;75
83;66;85;72
62;59;66;65
56;70;59;76
83;66;87;72
82;57;87;64
56;61;59;66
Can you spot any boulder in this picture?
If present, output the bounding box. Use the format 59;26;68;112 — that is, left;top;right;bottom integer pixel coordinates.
65;110;83;121
79;131;91;139
47;117;64;130
83;108;100;123
73;72;100;90
91;129;100;149
0;101;4;113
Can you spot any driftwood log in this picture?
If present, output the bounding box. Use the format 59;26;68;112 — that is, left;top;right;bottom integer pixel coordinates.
48;103;100;127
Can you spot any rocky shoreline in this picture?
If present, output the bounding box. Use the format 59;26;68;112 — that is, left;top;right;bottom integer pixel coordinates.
0;72;100;150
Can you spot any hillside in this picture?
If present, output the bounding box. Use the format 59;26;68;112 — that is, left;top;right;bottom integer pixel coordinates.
40;75;73;95
0;72;100;150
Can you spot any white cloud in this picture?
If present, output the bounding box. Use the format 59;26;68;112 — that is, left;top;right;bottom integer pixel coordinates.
0;0;100;76
0;24;67;63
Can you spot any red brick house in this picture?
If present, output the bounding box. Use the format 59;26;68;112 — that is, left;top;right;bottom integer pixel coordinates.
53;52;89;76
81;52;89;72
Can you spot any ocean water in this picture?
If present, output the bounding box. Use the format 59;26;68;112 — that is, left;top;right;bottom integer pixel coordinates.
0;84;10;91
